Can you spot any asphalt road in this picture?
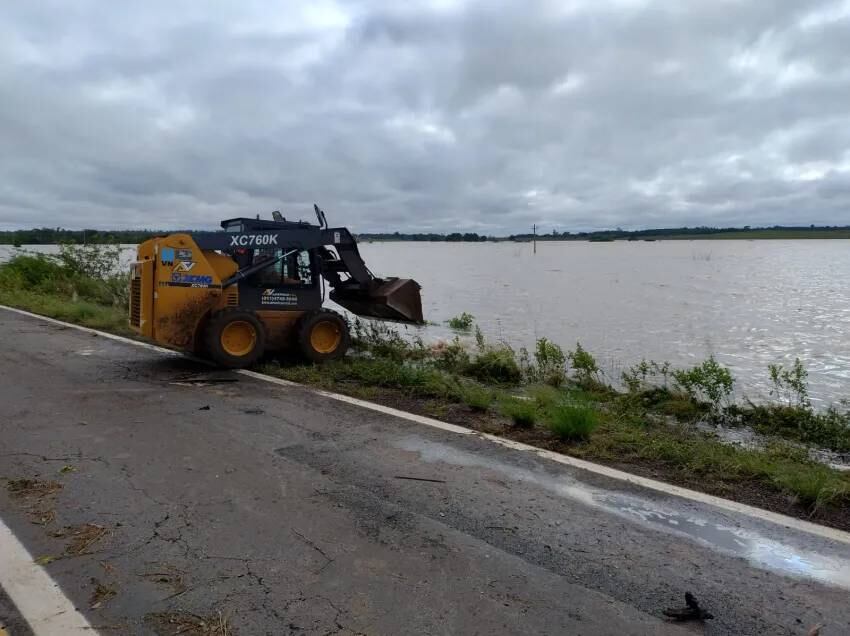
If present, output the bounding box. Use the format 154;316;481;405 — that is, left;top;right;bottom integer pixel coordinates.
0;308;849;635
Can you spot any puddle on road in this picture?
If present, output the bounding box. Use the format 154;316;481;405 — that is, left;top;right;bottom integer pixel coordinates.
396;436;850;590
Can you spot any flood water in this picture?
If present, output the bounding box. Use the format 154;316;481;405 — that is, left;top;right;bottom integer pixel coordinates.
3;240;849;405
360;240;850;406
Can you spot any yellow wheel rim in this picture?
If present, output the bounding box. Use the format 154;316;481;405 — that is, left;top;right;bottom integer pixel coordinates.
310;320;342;354
220;321;257;357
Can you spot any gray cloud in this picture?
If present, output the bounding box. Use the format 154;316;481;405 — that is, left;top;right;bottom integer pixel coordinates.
2;0;850;233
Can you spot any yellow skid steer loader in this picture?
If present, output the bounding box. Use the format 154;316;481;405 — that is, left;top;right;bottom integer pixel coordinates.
129;205;422;368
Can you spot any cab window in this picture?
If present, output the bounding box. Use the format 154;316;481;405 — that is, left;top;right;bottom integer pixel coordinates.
249;249;314;287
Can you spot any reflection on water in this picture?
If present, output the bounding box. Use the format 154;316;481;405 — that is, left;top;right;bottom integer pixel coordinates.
398;436;850;590
4;240;849;404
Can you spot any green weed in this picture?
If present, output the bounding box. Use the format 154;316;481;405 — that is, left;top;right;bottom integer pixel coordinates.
768;358;810;409
545;402;600;441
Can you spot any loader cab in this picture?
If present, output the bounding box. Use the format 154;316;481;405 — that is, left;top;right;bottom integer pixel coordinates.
217;217;324;312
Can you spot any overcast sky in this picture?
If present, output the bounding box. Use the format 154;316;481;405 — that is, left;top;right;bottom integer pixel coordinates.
2;1;850;234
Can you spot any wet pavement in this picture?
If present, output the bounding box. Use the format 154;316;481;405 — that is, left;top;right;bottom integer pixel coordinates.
0;307;848;635
398;437;850;591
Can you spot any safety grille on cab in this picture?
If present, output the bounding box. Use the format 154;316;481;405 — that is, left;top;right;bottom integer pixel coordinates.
130;277;141;327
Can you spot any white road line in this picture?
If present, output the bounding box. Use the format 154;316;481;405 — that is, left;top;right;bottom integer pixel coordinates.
0;521;95;635
3;303;850;548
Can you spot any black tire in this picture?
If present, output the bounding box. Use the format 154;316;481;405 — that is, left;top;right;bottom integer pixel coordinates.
204;309;267;368
297;309;350;362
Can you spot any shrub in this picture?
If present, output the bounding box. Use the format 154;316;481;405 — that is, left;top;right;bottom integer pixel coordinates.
447;312;475;330
2;254;64;287
533;338;567;386
500;397;537;428
768;358;811;409
465;346;522;384
622;360;650;393
56;243;123;280
1;248;129;308
672;356;734;416
567;342;600;385
545;402;600;441
0;264;25;291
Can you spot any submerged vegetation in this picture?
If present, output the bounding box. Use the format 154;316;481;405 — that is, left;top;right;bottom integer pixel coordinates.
1;247;849;525
446;312;475;331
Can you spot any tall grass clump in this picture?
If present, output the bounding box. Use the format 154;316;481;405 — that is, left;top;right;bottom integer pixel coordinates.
530;337;567;386
545;401;600;441
465;345;522;384
567;342;601;387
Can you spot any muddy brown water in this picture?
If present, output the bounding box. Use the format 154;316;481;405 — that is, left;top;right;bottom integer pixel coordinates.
3;240;850;405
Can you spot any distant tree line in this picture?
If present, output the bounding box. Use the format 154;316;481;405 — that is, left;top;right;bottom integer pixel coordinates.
2;224;850;245
357;231;494;242
508;224;850;242
0;228;165;246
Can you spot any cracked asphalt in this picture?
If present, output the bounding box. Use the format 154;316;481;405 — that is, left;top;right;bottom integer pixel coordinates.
1;309;849;635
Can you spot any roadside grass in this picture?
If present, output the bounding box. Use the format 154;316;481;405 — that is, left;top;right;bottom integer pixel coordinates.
0;287;131;335
264;357;465;402
262;358;850;514
3;247;850;524
569;414;850;511
0;248;131;335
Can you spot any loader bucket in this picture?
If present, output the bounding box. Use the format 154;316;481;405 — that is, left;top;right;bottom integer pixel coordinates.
330;278;424;324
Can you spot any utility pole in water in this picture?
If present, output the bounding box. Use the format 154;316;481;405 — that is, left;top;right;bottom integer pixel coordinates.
533;224;537;254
